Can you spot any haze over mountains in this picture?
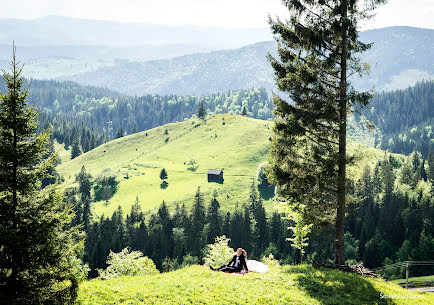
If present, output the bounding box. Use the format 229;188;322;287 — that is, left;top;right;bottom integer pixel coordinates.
0;17;432;96
0;16;271;53
61;26;434;95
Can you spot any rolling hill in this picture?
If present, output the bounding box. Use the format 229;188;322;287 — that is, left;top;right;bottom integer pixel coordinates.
77;265;433;304
62;26;434;95
56;114;403;218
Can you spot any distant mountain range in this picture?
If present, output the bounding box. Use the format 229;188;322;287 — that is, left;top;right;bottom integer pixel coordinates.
0;17;432;96
60;26;434;95
0;16;272;50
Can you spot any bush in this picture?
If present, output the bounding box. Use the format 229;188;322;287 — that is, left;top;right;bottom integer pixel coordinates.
93;175;119;201
262;253;280;267
97;247;159;279
181;254;200;267
203;235;234;268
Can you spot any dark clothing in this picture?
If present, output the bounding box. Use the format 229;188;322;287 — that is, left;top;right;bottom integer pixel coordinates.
215;254;248;273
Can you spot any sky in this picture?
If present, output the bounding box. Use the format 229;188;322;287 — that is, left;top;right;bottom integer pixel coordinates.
1;0;433;30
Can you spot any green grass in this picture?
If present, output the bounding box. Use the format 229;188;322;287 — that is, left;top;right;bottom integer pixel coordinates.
56;113;405;218
391;275;434;285
77;265;433;304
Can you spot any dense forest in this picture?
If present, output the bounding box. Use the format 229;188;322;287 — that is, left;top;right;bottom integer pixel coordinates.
2;78;432;158
0;78;271;142
363;81;433;157
67;149;434;280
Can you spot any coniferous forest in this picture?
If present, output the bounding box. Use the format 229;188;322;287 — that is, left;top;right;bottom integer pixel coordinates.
1;1;434;304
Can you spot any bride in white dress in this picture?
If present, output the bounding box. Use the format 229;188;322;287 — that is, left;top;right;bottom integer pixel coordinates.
242;249;269;273
246;259;269;273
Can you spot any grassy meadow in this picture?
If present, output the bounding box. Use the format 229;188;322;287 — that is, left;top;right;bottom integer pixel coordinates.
56;114;404;218
391;275;434;285
77;265;433;305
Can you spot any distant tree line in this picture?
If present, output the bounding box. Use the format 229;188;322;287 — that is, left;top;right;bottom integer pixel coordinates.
363;81;433;157
2;78;431;158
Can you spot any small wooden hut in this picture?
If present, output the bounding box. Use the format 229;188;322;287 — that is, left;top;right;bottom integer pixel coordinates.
207;169;224;182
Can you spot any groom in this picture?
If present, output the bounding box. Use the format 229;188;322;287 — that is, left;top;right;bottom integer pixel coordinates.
210;248;248;273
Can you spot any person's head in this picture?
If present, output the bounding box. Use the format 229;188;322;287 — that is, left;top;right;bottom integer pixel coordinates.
242;249;247;258
236;248;243;256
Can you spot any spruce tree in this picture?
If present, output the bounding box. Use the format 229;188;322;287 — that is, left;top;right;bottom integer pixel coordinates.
197;101;207;120
0;46;84;304
207;197;221;243
428;148;434;195
241;106;248;116
116;126;124;139
160;168;168;180
267;0;385;264
132;123;138;134
188;187;206;257
70;136;82;159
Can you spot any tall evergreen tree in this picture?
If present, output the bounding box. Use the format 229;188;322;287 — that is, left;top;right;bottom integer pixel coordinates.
267;0;385;264
70;136;82;159
77;165;91;201
206;197;221;243
188;187;206;257
428;148;434;195
132;123;138;134
197;101;207;120
116;126;124;139
0;46;84;304
241;106;248;116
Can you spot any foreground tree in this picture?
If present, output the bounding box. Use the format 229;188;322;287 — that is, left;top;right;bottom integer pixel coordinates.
267;0;385;264
0;46;85;304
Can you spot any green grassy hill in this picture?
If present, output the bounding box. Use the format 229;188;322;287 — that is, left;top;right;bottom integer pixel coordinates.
78;265;432;304
57;114;403;218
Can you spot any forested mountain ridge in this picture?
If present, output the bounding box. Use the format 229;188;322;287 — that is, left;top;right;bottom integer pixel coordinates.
363;81;433;157
62;26;434;95
1;78;431;156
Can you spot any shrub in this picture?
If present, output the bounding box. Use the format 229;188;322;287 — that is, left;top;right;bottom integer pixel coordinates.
203;235;234;268
181;254;199;267
97;247;158;279
93;174;118;201
262;253;280;267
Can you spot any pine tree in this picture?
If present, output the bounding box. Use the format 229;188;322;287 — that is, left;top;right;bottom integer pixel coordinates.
242;106;247;116
267;0;384;264
116;126;124;139
197;101;207;120
70;136;82;159
132;123;138;134
188;187;206;257
207;197;221;243
160;168;168;180
428;148;434;195
77;165;91;201
0;46;84;304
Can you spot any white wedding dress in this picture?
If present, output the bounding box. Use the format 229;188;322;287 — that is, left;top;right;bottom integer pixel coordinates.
246;260;268;273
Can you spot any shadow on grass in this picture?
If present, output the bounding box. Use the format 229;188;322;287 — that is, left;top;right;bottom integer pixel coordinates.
208;180;224;185
160;181;168;189
286;266;396;305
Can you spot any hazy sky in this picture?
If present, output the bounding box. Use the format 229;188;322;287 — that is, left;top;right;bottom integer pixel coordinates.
1;0;433;30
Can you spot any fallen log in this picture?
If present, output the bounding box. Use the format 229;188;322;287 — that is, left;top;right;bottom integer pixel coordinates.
310;261;380;278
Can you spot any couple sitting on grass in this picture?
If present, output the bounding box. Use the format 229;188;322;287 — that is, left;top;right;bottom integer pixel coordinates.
210;248;268;274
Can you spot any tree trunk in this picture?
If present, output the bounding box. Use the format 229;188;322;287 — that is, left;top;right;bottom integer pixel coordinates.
335;0;348;266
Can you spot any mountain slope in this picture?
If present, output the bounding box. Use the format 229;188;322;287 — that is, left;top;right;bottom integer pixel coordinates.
63;26;434;95
78;265;432;304
56;114;403;217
